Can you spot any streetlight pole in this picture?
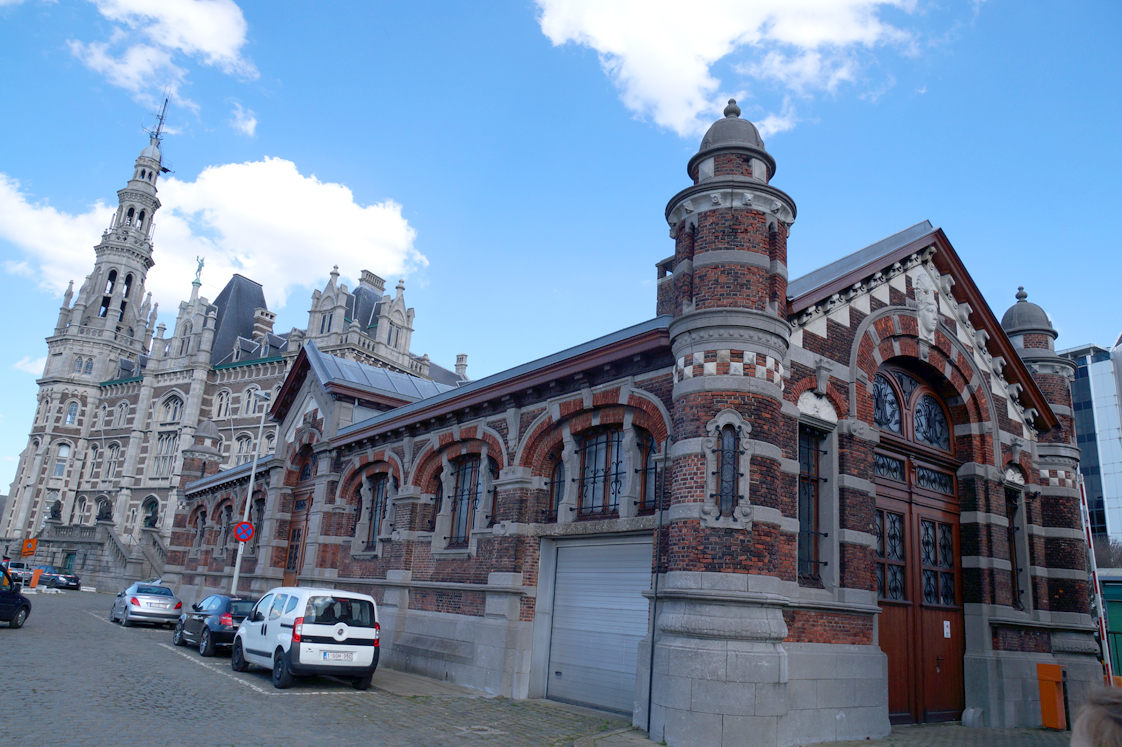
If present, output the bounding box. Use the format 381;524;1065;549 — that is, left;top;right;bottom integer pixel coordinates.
230;390;270;595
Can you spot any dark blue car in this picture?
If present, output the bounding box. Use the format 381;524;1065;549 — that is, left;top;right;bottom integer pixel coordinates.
0;566;32;628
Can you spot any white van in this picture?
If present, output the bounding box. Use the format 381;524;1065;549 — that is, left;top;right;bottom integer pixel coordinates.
231;586;380;689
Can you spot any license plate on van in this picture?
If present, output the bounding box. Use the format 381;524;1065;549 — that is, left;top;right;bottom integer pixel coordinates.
323;651;353;662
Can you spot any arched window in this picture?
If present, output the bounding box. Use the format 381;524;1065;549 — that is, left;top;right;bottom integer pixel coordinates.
140;169;146;180
219;504;234;545
717;425;738;517
263;432;275;455
104;270;117;295
53;444;71;477
77;496;91;525
235;435;253;466
73;357;83;373
319;312;333;334
125;207;135;226
85;444;98;481
449;456;480;547
105;443;120;479
115;402;129;427
368;474;389;544
65;402;79;426
637;433;659;512
546;458;566;522
214;390;231;419
123;273;133;298
161;396;183;423
299;460;312;481
142;498;159;528
576;428;625;518
178;323;192;356
135;213;144;231
243;387;263;416
84;358;93;375
192;511;207;548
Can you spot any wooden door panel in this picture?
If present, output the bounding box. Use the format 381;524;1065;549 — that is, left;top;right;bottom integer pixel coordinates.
880;603;916;722
920;608;965;720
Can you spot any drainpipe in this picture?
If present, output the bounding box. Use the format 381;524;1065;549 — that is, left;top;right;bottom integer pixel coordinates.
647;429;672;733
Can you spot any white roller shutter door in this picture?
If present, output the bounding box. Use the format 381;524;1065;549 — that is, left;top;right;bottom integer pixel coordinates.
547;538;653;713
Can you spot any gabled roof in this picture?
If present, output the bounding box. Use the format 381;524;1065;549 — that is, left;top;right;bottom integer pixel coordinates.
271;341;457;423
185;455;280;495
210;274;268;365
787;223;1059;432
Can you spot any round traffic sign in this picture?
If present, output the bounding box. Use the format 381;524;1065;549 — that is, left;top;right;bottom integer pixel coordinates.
233;521;255;543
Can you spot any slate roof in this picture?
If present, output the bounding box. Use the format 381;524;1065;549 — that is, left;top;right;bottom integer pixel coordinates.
210;274;268;365
337;315;672;440
426;361;464;386
350;285;383;328
786;221;934;304
303;342;457;402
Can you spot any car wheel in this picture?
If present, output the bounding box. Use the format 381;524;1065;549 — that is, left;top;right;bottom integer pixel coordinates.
9;607;28;629
231;639;249;672
121;610;132;627
198;628;215;657
352;674;373;691
110;606;118;623
172;622;186;646
271;650;294;689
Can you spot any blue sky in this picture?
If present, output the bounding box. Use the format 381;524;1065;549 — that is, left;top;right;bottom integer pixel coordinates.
1;0;1119;489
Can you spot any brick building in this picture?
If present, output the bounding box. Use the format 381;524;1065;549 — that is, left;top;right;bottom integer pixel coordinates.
163;101;1098;746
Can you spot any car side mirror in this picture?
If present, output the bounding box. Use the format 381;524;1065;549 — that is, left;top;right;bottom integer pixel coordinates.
12;583;21;594
252;610;263;622
191;603;200;611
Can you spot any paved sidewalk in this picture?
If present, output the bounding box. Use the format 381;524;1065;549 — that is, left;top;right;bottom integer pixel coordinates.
571;723;1070;747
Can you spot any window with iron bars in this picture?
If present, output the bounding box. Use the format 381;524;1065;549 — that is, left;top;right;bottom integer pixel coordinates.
714;424;742;518
427;477;443;532
368;474;388;546
1005;487;1025;610
544;458;565;522
797;425;829;584
449;457;480;547
635;434;660;513
576;429;625;519
486;459;500;528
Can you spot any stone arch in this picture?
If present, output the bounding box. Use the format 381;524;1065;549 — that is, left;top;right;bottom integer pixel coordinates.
516;389;671;478
337;448;405;505
849;305;1000;468
411;435;496;492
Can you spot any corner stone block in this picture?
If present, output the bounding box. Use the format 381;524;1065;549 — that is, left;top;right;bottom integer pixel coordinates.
691;678;757;716
662;707;724;747
666;640;728;681
815;678;855;709
720;715;778;747
652;673;694;709
752;682;788;717
835;706;890;741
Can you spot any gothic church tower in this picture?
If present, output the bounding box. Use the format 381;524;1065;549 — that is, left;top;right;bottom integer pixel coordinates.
3;127;165;539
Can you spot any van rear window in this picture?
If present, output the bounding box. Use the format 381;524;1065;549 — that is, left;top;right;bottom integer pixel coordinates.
304;596;376;628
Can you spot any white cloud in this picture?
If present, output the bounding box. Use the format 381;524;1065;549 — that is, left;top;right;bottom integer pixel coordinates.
537;0;919;138
11;357;46;375
69;0;256;101
230;103;257;136
0;159;425;316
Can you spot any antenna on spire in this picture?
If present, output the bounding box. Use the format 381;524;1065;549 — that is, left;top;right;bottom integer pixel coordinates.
145;92;172;143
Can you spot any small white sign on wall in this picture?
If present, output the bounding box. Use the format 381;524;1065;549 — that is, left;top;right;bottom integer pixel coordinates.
944;620;951;638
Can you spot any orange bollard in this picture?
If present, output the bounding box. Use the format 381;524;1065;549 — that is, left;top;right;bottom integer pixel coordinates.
1037;663;1068;730
29;568;42;589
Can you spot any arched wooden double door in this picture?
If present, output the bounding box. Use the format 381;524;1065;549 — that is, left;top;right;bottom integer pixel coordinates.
872;368;965;724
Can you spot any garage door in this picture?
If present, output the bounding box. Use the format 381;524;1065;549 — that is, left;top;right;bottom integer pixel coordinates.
547;538;653;713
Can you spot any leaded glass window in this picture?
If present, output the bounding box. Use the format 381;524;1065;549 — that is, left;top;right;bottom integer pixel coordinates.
914;394;950;450
368;475;388;544
798;426;828;583
873;375;901;432
876;509;906;601
920;518;955;606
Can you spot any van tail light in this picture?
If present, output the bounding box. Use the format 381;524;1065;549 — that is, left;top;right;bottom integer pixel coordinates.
292;616;303;643
174;601;182;610
129;597;139;606
373;622;380;648
219;613;234;627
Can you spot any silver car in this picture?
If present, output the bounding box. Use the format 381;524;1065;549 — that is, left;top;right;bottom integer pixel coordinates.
110;583;182;627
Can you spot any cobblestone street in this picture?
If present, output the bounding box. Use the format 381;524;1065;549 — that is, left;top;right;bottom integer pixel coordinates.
0;590;626;747
0;591;1075;747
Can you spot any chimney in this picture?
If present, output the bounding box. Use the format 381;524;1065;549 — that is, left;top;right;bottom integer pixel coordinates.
359;270;386;294
455;354;468;379
253;308;276;339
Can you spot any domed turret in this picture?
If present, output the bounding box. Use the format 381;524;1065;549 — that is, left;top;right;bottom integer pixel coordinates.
1001;286;1054;337
139;137;162;163
687;99;775;184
